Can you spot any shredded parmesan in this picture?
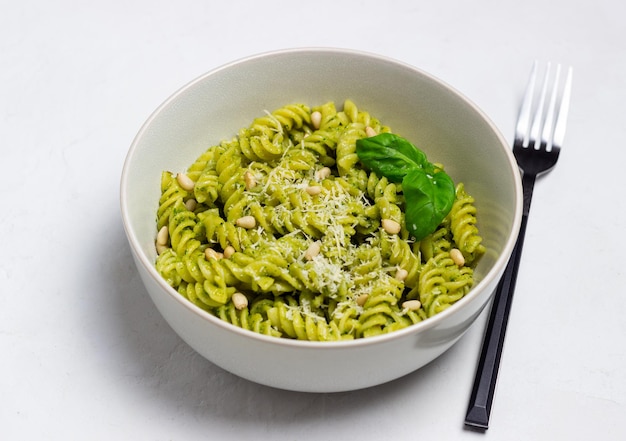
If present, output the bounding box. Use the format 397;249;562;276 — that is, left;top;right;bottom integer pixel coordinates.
232;137;401;320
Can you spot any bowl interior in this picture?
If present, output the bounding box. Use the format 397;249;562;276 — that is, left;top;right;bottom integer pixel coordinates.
123;48;519;291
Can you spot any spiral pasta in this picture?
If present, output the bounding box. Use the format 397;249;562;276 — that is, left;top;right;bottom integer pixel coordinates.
448;183;486;266
154;100;485;340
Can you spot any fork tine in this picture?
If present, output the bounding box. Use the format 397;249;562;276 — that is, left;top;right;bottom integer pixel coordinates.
529;62;552;150
515;61;538;148
552;66;573;150
541;64;562;151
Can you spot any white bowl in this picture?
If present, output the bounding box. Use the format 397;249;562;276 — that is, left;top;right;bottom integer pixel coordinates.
120;48;522;393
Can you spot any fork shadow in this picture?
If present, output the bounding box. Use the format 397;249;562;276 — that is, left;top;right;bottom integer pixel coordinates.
83;212;475;433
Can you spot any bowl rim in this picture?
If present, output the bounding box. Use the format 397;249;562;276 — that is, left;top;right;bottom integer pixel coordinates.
120;46;523;350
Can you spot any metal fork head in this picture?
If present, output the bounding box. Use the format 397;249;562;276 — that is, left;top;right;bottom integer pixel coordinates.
513;61;573;175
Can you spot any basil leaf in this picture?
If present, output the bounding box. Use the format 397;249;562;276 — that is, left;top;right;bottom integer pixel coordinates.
402;168;455;241
356;132;456;240
356;133;428;183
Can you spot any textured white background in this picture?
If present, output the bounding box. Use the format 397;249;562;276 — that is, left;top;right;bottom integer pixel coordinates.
2;0;625;439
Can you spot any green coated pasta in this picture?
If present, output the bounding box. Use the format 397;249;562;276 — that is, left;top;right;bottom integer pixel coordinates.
154;100;485;340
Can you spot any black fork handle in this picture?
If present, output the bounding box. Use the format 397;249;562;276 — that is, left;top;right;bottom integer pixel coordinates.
464;173;535;429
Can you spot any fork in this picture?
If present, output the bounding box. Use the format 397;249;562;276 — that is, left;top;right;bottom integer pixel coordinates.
464;62;573;430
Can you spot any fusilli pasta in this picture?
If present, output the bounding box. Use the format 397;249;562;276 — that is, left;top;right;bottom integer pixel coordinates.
154;100;485;340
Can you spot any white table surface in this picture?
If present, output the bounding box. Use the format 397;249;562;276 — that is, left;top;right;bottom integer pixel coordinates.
2;1;625;439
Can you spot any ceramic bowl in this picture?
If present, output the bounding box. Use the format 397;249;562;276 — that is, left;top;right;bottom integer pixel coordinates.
120;48;522;392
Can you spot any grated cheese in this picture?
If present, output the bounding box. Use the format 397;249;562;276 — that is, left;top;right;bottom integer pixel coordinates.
232;130;406;321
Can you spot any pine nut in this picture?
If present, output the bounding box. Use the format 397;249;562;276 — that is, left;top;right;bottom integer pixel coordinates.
365;126;377;137
235;215;256;229
315;167;331;180
402;300;421;311
205;248;223;260
223;245;236;259
311;111;322;130
244;171;256;190
176;172;195;191
305;185;322;196
304;240;322;261
395;267;408;281
156;225;169;246
356;294;369;307
382;219;401;235
185;198;197;211
450;248;465;266
232;292;248;310
156;243;168;255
